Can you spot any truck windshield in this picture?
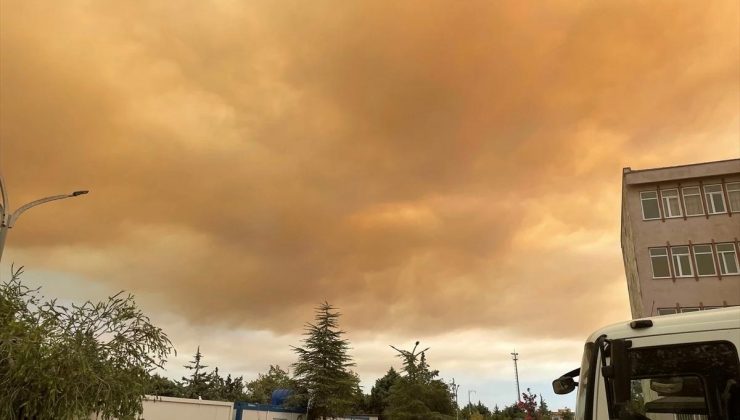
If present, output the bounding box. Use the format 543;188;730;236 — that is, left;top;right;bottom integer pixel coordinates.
616;341;740;420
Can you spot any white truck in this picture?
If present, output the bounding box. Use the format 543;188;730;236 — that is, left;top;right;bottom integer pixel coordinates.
552;307;740;420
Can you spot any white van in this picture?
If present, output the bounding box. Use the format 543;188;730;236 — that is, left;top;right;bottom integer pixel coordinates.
553;307;740;420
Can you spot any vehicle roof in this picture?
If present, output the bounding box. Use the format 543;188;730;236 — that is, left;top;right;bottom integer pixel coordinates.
586;307;740;342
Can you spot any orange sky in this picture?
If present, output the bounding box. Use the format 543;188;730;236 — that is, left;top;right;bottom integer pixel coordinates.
1;0;739;408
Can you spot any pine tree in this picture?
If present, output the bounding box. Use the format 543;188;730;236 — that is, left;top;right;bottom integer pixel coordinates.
182;347;210;399
292;302;360;419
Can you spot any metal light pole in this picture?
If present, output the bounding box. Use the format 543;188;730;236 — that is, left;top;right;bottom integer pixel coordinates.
468;389;476;408
511;351;521;402
0;175;88;263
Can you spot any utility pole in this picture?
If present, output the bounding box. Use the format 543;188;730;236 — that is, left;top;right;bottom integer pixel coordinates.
450;378;460;420
511;350;521;402
0;175;88;263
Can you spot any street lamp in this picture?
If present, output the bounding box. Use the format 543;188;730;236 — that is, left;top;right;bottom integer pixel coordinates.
0;175;89;263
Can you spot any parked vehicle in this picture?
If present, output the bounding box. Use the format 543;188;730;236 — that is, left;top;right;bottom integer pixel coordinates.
553;307;740;419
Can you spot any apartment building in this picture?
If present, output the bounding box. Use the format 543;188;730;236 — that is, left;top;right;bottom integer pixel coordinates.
621;158;740;318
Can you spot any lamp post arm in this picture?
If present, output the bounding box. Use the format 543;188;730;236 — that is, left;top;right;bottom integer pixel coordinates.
8;191;88;227
0;176;7;217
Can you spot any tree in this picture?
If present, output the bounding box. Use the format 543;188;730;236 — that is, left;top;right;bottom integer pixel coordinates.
181;347;211;399
292;302;361;419
221;373;249;402
518;389;538;420
247;365;293;404
536;394;550;419
0;267;174;419
368;367;401;418
145;373;183;397
384;341;455;420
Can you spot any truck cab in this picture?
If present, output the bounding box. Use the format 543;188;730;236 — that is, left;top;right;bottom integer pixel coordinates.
553;307;740;420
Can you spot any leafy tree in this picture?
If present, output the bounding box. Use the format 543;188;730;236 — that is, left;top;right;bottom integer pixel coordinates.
368;367;401;418
292;302;361;419
145;373;183;397
518;389;538;420
384;341;455;420
247;365;293;404
221;373;249;401
499;402;524;419
0;267;174;419
475;401;491;416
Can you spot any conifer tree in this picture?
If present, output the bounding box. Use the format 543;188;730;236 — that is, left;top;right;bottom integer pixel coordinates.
182;347;210;399
292;302;360;419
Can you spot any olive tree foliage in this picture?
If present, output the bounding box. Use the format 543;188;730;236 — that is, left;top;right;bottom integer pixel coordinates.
385;341;455;420
0;267;175;419
246;364;294;404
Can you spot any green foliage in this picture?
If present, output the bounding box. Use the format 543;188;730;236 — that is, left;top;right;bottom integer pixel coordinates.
181;347;210;399
145;373;183;397
0;267;174;419
292;302;361;419
384;342;455;420
176;348;249;401
246;364;293;404
368;367;401;417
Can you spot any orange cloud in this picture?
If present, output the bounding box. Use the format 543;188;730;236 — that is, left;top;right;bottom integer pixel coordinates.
1;0;737;338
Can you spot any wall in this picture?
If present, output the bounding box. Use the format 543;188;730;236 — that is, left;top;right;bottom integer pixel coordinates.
622;160;740;318
91;395;234;420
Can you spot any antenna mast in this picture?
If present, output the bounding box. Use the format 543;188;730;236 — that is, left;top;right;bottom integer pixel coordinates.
511;350;521;402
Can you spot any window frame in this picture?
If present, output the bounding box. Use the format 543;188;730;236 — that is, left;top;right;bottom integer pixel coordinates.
649;247;672;279
703;184;726;214
716;243;740;275
692;244;717;277
670;246;694;278
640;191;662;220
681;186;705;216
660;188;682;218
657;308;678;315
727;182;740;213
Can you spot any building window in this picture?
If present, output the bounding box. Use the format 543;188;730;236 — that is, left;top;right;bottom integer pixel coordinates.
650;248;671;278
657;308;677;315
716;243;739;275
682;186;704;216
704;184;726;214
680;307;701;313
727;182;740;213
640;191;661;220
660;189;682;218
693;244;716;276
671;246;693;277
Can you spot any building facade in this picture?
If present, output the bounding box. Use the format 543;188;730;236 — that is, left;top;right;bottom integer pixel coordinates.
621;158;740;318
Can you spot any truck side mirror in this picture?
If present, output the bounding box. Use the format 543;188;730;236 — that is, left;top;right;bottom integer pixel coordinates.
553;368;580;395
553;377;577;395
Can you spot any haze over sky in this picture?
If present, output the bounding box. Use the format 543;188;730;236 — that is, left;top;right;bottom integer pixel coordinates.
1;0;739;410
